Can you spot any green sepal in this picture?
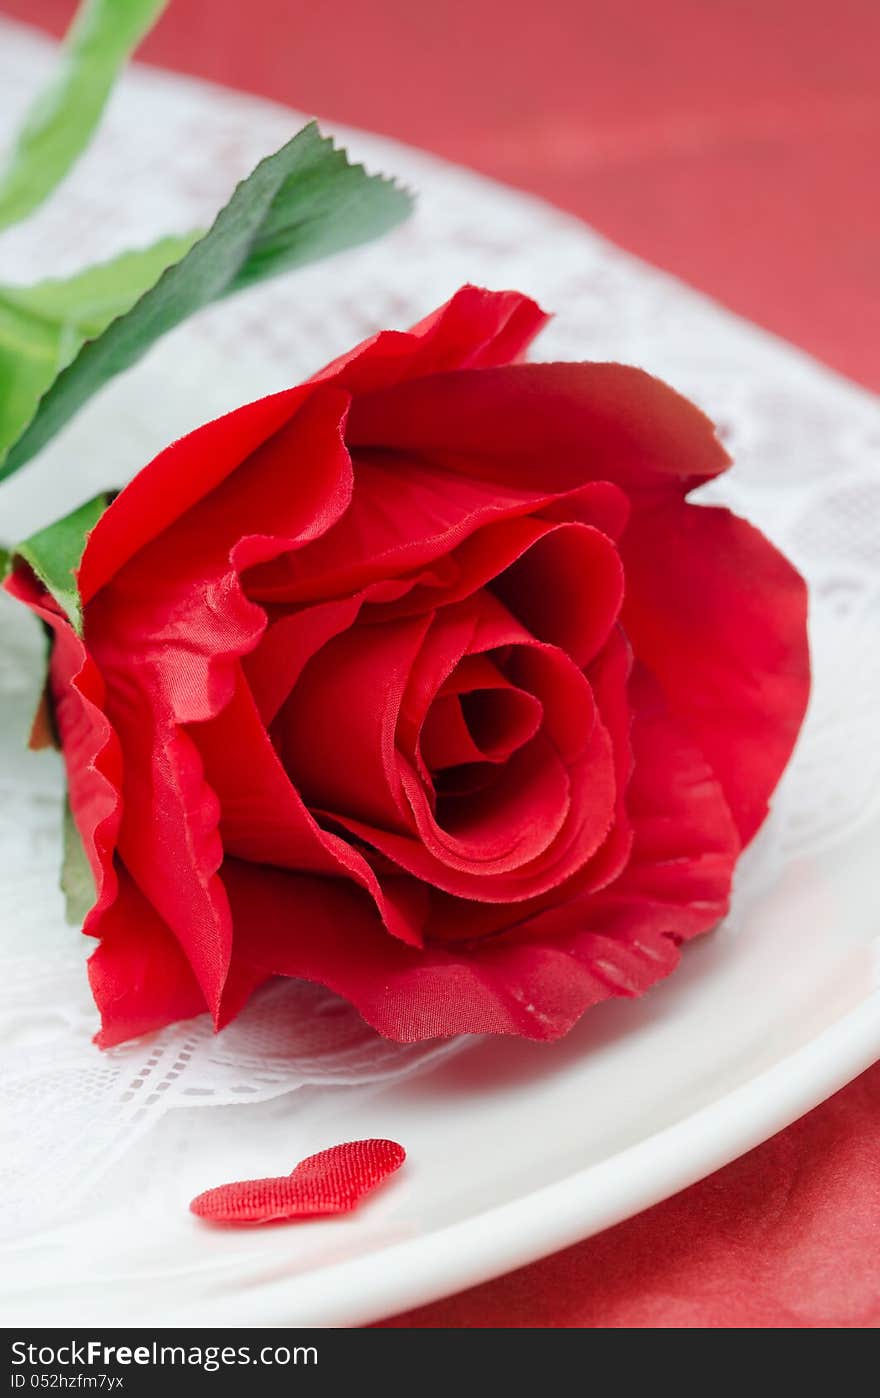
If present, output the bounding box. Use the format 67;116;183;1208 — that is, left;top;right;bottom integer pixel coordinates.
13;492;109;634
61;796;96;927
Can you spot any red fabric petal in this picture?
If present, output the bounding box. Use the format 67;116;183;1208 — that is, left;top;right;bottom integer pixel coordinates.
539;479;631;539
82;387;357;1012
336;728;610;903
621;501;810;843
569;624;635;895
360;486;630;629
404;733;573;868
325;595;616;901
243;447;570;608
223;671;736;1041
189;1139;406;1225
420;624;635;946
347;360;731;495
4;568;122;930
420;684;543;770
221;857;673;1041
97;690;233;1017
499;664;741;950
311;284;547;394
77;382;311;605
195;670;345;872
88;870;206;1048
492;522;624;667
242;595;360;725
78;288;546;603
274;612;431;834
193;669;427;948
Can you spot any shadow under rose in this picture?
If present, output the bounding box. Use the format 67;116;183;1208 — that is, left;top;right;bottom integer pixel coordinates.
380;926;728;1103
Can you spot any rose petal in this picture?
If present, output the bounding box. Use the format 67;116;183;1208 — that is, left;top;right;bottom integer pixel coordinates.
243;447;570;607
325;596;616;899
403;734;573;869
492;522;624;667
194;670;427;948
81;389;358;1013
78;288;546;603
621;501;810;843
104;693;233;1017
420;685;543;770
312;284;547;394
420;624;634;945
88;871;207;1048
242;596;361;726
360;489;629;628
77;382;312;605
346;361;731;496
275;612;432;834
539;479;631;539
223;665;738;1041
4;568;122;930
221;857;669;1041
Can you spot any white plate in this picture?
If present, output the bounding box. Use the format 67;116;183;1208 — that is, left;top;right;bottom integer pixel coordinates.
3;826;879;1328
2;19;879;1327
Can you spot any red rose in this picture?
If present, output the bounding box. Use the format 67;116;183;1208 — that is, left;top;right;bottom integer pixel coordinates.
7;287;809;1047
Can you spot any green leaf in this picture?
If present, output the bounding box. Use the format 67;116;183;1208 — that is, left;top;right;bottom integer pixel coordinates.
14;492;109;634
0;122;412;481
0;0;170;230
61;797;95;926
0;233;200;460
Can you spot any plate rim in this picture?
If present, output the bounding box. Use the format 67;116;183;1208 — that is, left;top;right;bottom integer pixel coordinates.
180;984;880;1326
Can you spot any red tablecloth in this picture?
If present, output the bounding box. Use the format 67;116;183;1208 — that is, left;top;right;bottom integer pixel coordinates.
3;0;878;1328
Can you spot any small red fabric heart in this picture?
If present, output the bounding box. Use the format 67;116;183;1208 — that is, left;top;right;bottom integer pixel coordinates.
189;1138;406;1225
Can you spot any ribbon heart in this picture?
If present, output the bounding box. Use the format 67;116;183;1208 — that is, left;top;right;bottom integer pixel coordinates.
190;1138;406;1225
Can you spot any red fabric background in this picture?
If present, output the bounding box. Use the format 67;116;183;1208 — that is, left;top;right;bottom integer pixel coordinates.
3;0;878;1328
3;0;879;394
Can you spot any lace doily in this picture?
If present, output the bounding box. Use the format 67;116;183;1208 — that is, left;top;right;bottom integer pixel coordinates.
1;17;878;1243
